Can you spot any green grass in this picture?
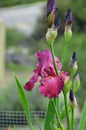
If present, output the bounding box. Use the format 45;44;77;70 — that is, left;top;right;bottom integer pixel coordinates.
0;0;46;8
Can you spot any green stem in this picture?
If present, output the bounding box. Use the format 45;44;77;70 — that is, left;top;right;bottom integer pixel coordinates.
71;106;74;130
63;92;71;130
50;44;60;115
51;100;62;130
61;41;69;67
56;97;60;115
50;44;59;75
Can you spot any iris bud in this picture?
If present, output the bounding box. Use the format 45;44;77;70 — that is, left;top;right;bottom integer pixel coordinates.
64;25;72;42
63;79;72;93
70;52;78;78
73;74;80;93
64;9;72;42
46;27;57;45
69;90;77;108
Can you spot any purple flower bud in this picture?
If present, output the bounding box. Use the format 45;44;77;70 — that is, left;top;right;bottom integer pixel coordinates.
70;52;78;78
46;0;58;16
65;8;72;25
72;51;76;63
69;89;77;107
69;89;74;102
54;15;61;29
70;52;77;67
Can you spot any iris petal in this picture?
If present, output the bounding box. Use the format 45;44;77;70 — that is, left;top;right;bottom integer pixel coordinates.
24;74;38;91
39;76;64;98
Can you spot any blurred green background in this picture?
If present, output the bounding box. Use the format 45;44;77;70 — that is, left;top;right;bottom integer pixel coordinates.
0;0;86;111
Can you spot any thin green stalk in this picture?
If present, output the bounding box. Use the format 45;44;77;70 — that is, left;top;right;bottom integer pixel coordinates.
50;44;60;115
56;97;60;115
61;42;69;67
51;100;63;130
50;44;59;75
61;41;71;130
71;107;74;130
63;92;71;130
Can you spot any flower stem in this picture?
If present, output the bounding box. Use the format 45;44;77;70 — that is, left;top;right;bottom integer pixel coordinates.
61;41;69;67
56;97;60;115
51;100;63;130
50;44;60;115
50;44;59;75
71;107;74;130
63;92;71;130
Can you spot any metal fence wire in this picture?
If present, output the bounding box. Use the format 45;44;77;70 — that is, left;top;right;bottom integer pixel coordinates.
0;111;86;129
0;111;45;127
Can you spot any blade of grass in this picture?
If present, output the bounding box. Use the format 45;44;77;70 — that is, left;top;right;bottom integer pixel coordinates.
44;99;55;130
78;99;86;130
15;76;34;130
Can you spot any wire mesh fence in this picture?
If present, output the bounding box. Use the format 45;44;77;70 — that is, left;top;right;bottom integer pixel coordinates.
0;111;86;130
0;111;45;128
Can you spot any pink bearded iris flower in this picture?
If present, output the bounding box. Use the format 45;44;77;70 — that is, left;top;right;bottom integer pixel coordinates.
24;49;65;98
